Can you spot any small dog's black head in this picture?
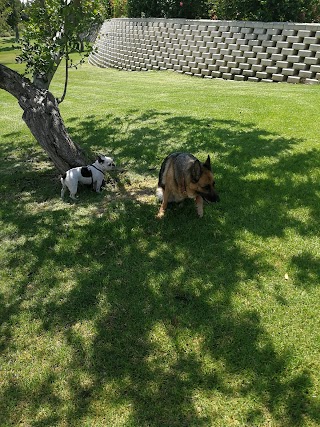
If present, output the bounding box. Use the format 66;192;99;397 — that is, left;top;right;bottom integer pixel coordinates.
97;155;116;171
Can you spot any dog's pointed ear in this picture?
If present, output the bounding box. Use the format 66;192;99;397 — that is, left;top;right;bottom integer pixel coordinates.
203;155;212;171
191;159;202;183
97;155;103;163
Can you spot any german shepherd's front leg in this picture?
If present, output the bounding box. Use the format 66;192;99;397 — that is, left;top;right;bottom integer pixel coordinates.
157;187;169;218
195;195;204;217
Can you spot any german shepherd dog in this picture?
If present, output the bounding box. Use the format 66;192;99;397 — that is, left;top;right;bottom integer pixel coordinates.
156;152;220;218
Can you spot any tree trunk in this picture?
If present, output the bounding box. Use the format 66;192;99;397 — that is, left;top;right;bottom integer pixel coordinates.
0;64;87;173
15;25;19;42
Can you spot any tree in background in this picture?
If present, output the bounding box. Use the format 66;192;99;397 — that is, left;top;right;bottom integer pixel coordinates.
110;0;127;17
168;0;209;19
210;0;320;22
0;0;14;36
0;0;108;173
7;0;23;40
127;0;210;19
126;0;320;21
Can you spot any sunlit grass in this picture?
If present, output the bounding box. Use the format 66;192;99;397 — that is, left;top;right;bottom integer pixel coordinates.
1;37;320;426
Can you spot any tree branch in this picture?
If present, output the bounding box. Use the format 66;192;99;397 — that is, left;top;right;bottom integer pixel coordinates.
0;63;33;101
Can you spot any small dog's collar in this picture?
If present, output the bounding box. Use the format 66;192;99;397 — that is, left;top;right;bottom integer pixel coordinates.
91;165;105;175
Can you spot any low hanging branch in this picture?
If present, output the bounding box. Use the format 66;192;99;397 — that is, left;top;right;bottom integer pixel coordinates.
57;42;69;105
0;63;87;173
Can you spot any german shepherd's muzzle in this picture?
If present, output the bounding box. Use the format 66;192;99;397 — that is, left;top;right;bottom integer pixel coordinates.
156;152;219;218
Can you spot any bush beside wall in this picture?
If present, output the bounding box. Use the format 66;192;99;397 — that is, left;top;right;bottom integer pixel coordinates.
127;0;209;19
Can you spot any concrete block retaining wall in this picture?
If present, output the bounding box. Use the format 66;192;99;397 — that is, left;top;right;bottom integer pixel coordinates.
89;18;320;84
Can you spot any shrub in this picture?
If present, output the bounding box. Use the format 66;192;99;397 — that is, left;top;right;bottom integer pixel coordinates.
127;0;320;21
110;0;128;18
127;0;210;19
211;0;320;22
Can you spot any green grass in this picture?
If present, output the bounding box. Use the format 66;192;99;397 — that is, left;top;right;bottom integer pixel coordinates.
1;36;320;426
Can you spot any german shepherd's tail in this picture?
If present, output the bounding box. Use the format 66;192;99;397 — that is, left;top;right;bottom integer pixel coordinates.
156;186;163;201
156;153;171;202
156;152;182;201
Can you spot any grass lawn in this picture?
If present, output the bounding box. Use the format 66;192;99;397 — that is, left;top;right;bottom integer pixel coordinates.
1;36;320;426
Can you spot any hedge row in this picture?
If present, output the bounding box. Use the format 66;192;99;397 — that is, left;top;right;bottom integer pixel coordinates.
125;0;320;22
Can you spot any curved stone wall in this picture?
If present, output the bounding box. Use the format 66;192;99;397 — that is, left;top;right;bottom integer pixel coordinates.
89;18;320;84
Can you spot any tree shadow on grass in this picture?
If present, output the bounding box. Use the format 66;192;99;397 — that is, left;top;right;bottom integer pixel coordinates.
0;38;17;52
0;111;320;426
68;109;320;239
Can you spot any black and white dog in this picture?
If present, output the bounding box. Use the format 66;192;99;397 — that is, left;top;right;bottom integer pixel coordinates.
61;155;115;200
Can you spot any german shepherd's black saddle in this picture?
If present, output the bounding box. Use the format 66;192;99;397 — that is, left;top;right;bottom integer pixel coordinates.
81;166;92;178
